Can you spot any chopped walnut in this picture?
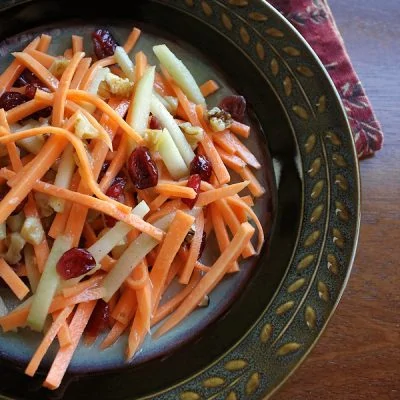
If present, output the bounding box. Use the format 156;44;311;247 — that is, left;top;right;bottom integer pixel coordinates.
49;57;70;78
206;107;233;132
74;111;99;140
21;217;45;246
179;122;204;149
103;72;134;98
4;232;26;265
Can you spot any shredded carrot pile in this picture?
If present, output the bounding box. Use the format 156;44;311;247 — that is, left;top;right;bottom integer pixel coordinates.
0;27;269;390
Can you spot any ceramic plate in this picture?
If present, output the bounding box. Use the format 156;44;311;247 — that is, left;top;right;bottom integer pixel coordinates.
0;0;360;399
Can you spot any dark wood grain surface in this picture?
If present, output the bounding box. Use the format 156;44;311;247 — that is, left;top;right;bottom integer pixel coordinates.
274;1;400;399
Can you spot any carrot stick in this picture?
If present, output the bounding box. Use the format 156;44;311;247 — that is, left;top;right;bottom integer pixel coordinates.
0;109;22;172
0;37;40;95
0;258;30;300
62;274;104;298
72;35;83;54
210;204;239;273
168;81;200;127
152;270;201;326
25;306;74;377
230;121;250;138
111;287;137;325
146;199;183;224
240;195;254;207
55;318;72;348
70;57;92;89
238;166;266;197
212;130;237;155
25;48;55;68
216;145;246;173
5;99;51;124
12;52;59;91
216;199;255;258
155;222;255;337
135;51;147;81
80;56;115;90
155;183;197;199
226;131;261;169
196;181;249;207
0;168;164;241
179;210;204;284
226;196;265;254
43;300;96;390
100;320;128;350
123;28;141;53
52;51;85;127
126;308;147;360
200;80;219;97
163;258;181;290
149;194;169;211
150;210;195;312
37;34;52;53
133;261;152;332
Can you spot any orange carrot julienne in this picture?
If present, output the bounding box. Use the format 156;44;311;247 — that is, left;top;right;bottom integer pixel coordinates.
200;80;219;97
111;288;137;325
37;34;52;53
148;194;169;211
210;204;239;273
5;99;51;124
216;198;255;259
63;48;73;59
179;210;205;284
71;35;83;54
52;312;72;348
152;269;201;327
226;131;261;169
126;307;147;360
0;109;22;172
70;57;92;90
155;183;197;199
135;51;147;81
52;51;85;127
168;81;200;126
80;56;115;90
155;222;255;337
150;210;195;312
230;121;251;138
240;195;254;207
62;274;104;298
216;145;246;173
12;52;59;91
25;48;55;68
238;166;266;198
196;181;250;207
43;300;96;390
133;261;152;332
212;130;237;155
25;306;74;377
100;320;128;350
0;258;30;300
123;28;141;53
0;37;40;95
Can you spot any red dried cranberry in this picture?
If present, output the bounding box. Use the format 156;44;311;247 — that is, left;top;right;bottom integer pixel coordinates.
14;70;45;89
149;116;162;130
0;92;29;111
190;155;212;182
92;29;119;60
198;232;207;259
182;174;201;209
85;299;110;337
0;186;27;215
219;95;246;122
98;161;110;182
31;106;52;120
24;84;37;100
127;146;158;190
56;248;96;280
104;177;127;227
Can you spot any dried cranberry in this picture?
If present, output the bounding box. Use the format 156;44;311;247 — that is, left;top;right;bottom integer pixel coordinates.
92;29;119;60
31;106;52;120
182;174;201;209
104;177;127;227
219;95;247;122
56;248;96;280
190;155;212;182
14;70;45;89
98;161;110;182
85;299;110;337
0;92;29;111
127;146;158;189
0;186;27;215
149;116;162;130
24;84;37;100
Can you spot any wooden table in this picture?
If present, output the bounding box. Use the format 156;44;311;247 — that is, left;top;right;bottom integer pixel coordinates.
274;1;400;398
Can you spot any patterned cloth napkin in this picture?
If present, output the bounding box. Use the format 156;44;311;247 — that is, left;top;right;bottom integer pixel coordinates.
268;0;383;159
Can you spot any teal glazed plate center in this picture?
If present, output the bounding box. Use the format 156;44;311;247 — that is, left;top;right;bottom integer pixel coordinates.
0;1;360;399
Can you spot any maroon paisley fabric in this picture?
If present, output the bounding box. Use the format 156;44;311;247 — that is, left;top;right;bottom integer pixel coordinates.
268;0;383;159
